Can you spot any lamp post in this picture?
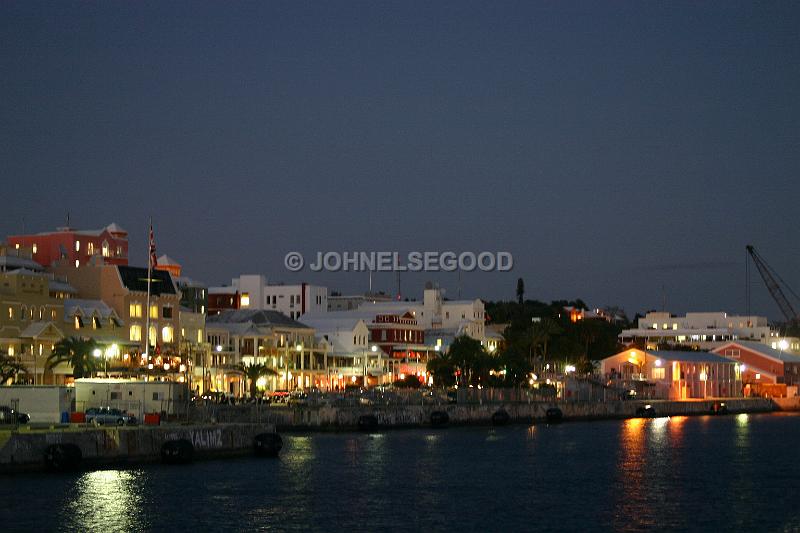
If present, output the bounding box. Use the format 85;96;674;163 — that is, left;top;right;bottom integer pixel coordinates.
295;343;303;389
92;348;104;377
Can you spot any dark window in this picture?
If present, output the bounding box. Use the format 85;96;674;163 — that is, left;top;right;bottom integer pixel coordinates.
162;307;173;319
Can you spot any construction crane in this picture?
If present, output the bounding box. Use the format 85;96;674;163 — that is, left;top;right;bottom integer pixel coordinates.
745;245;800;324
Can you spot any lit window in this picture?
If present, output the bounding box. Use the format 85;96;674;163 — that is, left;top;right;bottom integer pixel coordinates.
75;240;80;252
87;242;95;255
92;317;100;329
74;316;82;329
197;330;203;343
162;326;174;343
7;346;14;356
672;323;678;330
75;259;80;267
150;305;158;319
148;326;157;345
129;303;142;318
14;243;19;249
755;373;761;380
7;307;13;319
101;241;110;257
241;293;250;307
652;368;666;380
130;325;142;341
32;244;37;254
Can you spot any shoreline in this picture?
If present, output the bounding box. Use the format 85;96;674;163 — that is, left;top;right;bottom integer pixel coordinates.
1;397;788;473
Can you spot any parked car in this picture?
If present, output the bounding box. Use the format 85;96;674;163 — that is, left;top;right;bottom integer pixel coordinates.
85;407;136;426
270;390;290;404
0;405;30;424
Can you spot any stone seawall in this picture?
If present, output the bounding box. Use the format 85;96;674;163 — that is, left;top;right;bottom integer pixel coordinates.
0;423;273;473
190;398;774;430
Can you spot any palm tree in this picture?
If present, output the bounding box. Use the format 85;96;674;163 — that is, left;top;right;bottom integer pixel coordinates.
239;362;278;398
530;317;562;363
46;337;99;379
0;353;26;383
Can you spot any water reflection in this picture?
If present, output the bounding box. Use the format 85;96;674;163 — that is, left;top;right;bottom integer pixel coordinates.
66;469;144;531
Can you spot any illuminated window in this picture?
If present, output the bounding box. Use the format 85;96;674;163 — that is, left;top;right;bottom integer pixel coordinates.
32;244;37;254
14;243;19;249
101;241;110;257
755;373;761;380
241;293;250;307
150;305;158;319
197;330;203;343
75;240;80;252
92;317;101;329
87;242;95;255
148;326;157;345
130;325;142;341
129;302;142;318
162;326;174;343
7;307;13;319
672;323;678;330
7;346;14;356
75;259;80;268
652;368;666;380
74;316;83;329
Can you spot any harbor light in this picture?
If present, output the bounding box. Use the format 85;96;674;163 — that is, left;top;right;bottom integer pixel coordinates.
565;365;576;373
164;363;170;371
655;359;662;367
740;364;746;372
371;345;378;352
92;348;102;358
779;339;789;351
215;345;222;352
296;344;303;351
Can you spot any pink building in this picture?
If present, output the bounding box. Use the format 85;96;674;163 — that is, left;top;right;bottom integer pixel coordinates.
601;349;743;400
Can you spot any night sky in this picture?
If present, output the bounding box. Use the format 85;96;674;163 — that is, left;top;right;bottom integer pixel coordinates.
2;2;798;319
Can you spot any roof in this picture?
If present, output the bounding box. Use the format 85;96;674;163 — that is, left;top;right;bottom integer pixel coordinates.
301;316;367;333
64;299;120;320
647;350;734;363
117;266;176;295
206;309;310;329
19;321;63;339
48;279;77;293
716;341;800;363
208;286;236;295
0;255;43;271
105;223;127;234
157;254;180;266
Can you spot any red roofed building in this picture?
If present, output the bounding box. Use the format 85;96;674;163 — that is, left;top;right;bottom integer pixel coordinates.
712;340;800;387
8;223;129;268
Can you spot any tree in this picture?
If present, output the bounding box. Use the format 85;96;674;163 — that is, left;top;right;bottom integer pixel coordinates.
531;318;562;361
427;355;457;387
46;337;99;379
0;353;26;383
447;335;494;386
239;362;277;398
516;278;525;305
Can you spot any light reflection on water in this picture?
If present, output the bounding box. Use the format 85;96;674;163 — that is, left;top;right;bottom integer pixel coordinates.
3;413;800;532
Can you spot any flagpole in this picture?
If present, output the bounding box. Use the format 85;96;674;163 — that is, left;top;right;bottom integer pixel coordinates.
145;217;153;360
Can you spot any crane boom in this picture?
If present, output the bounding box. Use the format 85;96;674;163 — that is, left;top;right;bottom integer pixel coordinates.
746;245;799;323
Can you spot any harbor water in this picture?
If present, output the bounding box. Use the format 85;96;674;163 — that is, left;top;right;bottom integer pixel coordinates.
2;412;799;532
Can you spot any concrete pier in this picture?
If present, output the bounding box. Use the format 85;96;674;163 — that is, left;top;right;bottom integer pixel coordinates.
189;398;774;430
0;423;273;473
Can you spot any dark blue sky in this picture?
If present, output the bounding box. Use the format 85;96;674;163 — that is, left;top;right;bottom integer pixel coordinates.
2;2;798;319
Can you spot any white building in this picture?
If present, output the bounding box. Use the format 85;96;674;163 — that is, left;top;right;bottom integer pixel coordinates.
218;275;328;320
300;316;382;388
619;311;776;350
356;287;486;344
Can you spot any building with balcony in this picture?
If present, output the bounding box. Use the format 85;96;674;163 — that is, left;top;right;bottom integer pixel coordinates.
300;316;382;389
205;310;325;395
600;348;742;400
618;311;775;351
8;223;129;268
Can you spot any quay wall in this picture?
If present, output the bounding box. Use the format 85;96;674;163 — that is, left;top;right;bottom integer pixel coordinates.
0;423;272;473
190;398;774;430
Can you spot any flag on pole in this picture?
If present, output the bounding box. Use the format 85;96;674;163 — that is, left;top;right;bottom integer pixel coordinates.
149;222;157;269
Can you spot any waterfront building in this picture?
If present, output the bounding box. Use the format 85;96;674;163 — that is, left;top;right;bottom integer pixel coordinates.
618;311;775;351
0;245;76;384
51;261;182;374
8;223;129;268
601;348;743;400
303;307;432;382
300;316;381;389
209;275;327;320
205;309;325;394
712;340;800;390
